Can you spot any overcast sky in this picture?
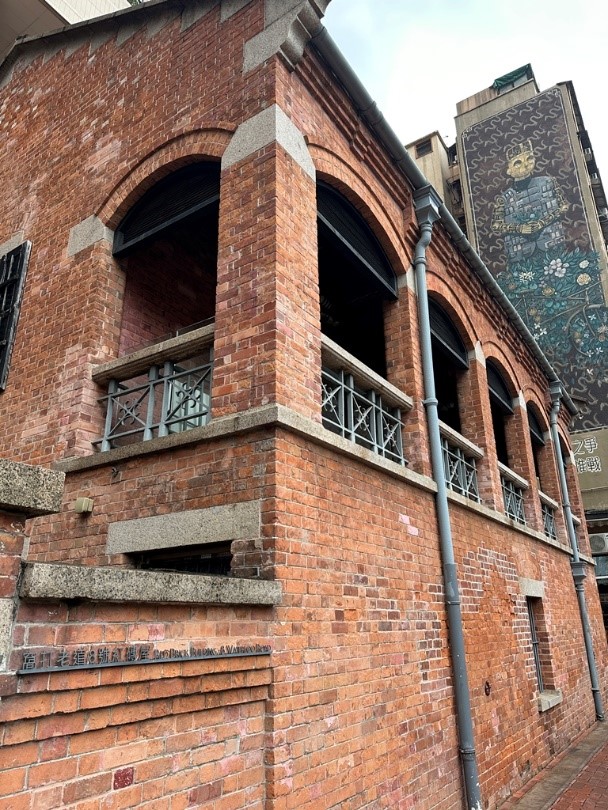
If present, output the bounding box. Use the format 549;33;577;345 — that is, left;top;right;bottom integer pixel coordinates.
323;0;608;177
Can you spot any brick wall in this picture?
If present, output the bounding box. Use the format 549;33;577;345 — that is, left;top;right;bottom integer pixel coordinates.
0;1;606;809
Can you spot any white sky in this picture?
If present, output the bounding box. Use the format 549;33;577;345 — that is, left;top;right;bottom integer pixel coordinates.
323;0;608;178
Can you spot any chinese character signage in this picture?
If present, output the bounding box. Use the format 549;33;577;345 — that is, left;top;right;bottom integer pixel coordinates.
18;643;272;674
573;427;608;510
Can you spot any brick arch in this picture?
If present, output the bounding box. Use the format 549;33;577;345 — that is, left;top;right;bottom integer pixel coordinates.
523;389;551;433
98;128;234;231
425;287;478;354
483;346;523;397
310;145;409;277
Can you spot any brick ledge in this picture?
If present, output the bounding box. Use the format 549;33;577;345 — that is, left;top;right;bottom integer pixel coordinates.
19;562;281;607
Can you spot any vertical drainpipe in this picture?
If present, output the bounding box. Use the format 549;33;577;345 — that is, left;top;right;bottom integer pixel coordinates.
549;382;604;720
413;187;482;810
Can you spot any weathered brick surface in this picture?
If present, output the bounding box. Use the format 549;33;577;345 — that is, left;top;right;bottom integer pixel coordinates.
0;1;605;809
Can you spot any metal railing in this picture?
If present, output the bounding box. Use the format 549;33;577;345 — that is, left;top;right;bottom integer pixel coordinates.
540;499;557;540
321;366;405;464
94;324;214;452
499;463;528;525
99;359;212;451
440;428;481;502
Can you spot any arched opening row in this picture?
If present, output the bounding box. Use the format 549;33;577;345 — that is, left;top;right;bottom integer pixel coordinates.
96;160;566;540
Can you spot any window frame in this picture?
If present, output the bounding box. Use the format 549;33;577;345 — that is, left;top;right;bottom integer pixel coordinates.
0;241;31;390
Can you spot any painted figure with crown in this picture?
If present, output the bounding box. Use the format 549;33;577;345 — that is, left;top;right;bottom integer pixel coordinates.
492;139;569;261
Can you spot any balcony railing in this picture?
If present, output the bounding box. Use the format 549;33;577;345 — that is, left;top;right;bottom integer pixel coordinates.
439;422;482;502
93;324;214;452
321;336;412;465
499;462;528;525
539;491;558;540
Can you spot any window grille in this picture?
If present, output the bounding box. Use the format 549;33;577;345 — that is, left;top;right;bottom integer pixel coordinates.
527;598;544;692
441;436;480;501
0;242;31;390
501;473;527;525
321;366;404;464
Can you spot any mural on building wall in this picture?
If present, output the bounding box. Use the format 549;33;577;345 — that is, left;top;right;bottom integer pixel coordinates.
462;88;608;430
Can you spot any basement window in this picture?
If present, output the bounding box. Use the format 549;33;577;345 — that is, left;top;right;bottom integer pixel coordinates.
133;542;232;576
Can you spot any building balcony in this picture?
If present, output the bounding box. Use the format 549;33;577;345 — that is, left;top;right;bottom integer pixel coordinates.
439;422;482;502
93;323;214;452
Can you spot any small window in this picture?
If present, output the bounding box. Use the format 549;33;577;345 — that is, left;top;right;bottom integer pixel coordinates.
526;598;543;690
415;139;433;158
526;596;554;693
0;242;31;390
133;542;232;575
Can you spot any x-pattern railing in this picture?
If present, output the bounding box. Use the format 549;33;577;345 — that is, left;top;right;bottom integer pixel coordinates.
541;500;557;540
99;358;212;451
441;436;480;501
321;367;404;464
501;473;527;525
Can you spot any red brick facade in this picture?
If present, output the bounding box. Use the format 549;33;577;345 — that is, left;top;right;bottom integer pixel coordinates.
0;1;606;808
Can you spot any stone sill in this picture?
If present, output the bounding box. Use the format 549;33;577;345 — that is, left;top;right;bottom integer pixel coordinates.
20;562;281;607
54;403;437;494
538;689;563;712
0;460;64;517
92;322;214;386
439;421;484;459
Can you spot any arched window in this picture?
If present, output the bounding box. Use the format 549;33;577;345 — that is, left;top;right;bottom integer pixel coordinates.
114;163;220;257
429;299;468;433
487;361;513;466
112;162;220;354
528;404;546;486
317;182;397;376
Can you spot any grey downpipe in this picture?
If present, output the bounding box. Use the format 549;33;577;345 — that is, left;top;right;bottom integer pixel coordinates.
549;384;604;720
414;189;482;810
310;25;576;417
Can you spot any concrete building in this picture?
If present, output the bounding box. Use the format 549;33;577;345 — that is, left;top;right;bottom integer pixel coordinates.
408;66;608;620
0;6;606;809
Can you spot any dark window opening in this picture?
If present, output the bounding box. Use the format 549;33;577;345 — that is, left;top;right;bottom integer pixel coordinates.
528;406;546;486
415;139;433;158
449;179;463;206
113;163;220;355
317;183;397;377
526;597;544;691
133;542;232;576
429;300;468;433
0;242;31;390
487;362;513;467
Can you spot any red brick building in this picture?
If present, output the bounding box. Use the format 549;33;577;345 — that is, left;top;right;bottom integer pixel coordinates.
0;1;606;808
